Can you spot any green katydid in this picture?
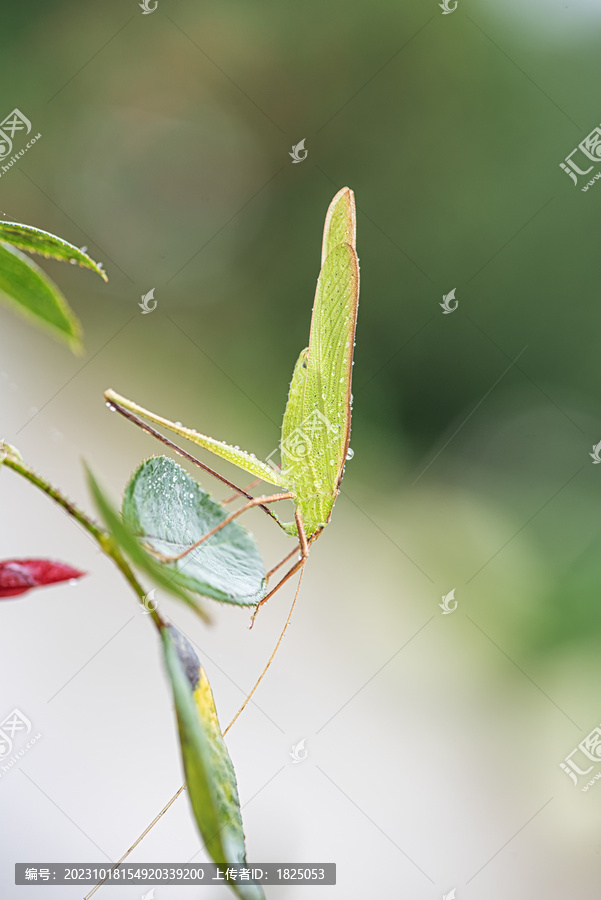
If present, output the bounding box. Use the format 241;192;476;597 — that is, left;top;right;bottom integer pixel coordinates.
83;190;359;898
104;186;359;620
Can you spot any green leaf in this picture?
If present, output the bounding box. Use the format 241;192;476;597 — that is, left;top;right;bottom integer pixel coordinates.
162;626;265;900
0;242;83;352
85;464;210;622
0;221;108;282
122;456;267;607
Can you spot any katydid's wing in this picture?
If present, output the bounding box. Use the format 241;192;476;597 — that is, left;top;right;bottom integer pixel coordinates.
105;390;284;487
280;188;359;500
301;242;359;493
278;347;309;486
321;186;357;264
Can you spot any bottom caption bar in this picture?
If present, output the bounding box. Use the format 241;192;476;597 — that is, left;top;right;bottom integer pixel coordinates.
16;864;336;886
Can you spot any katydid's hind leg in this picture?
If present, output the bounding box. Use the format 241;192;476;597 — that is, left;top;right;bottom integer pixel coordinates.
250;557;307;628
295;507;310;558
154;492;294;564
222;478;263;504
266;545;301;582
250;510;310;627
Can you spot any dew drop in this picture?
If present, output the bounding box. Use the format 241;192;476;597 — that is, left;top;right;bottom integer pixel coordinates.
106;402;116;412
346;448;354;460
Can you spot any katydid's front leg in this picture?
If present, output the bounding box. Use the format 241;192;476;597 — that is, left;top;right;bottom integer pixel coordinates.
151;492;295;564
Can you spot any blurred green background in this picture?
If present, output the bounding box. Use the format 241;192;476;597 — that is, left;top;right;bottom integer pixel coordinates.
2;1;601;898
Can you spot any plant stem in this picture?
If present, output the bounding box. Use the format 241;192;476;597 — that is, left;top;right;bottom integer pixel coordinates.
2;455;165;630
4;456;104;539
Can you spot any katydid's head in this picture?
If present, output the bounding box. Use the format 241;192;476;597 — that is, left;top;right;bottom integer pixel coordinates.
278;188;359;539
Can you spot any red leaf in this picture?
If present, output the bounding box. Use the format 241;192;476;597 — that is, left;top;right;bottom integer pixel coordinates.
0;559;85;599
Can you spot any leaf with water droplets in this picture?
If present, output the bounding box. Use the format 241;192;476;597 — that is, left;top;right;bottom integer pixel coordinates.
162;626;265;900
0;221;108;281
0;242;84;352
122;456;266;607
86;464;210;622
0;221;107;353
